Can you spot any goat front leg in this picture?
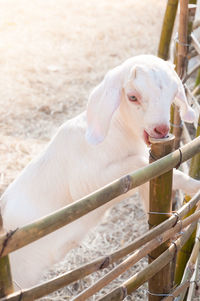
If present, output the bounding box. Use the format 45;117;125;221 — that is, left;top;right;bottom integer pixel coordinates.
173;169;200;195
139;167;200;214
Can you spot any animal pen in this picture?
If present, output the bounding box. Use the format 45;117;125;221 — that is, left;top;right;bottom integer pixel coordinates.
1;0;200;300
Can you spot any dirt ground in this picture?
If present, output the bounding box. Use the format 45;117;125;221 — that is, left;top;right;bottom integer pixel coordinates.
0;0;167;299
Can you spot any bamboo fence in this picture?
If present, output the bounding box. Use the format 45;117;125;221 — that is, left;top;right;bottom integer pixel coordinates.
1;2;200;300
175;117;200;286
1;191;200;301
0;137;200;259
0;138;199;300
98;222;198;301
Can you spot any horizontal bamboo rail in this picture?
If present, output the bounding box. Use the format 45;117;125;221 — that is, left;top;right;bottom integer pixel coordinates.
0;137;200;259
0;214;13;297
71;208;200;301
178;222;200;301
186;232;200;300
2;196;200;301
99;222;198;301
185;84;200;113
183;62;200;83
191;32;200;55
182;123;192;144
162;281;191;301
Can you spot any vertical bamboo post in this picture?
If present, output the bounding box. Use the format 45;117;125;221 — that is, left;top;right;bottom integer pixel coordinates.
172;0;189;149
173;1;198;289
0;213;14;297
157;0;179;60
148;134;175;301
177;0;189;78
174;116;200;285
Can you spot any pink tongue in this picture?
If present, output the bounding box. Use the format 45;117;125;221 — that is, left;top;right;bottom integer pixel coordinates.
143;130;150;145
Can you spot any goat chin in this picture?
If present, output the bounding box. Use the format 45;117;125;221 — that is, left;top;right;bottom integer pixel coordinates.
1;55;199;288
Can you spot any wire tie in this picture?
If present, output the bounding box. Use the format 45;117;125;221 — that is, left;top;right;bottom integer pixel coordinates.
0;228;18;257
146;289;175;297
18;291;23;301
148;253;157;260
174;36;190;47
195;236;200;242
171;241;178;255
170;121;183;128
149;150;159;161
193;280;199;290
176;148;183;169
148;211;176;216
172;212;181;227
147;220;155;228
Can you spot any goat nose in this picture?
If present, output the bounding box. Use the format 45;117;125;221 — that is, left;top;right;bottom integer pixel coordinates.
154;124;169;137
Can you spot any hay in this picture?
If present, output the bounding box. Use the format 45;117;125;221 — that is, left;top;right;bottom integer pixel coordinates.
41;195;148;300
0;0;166;299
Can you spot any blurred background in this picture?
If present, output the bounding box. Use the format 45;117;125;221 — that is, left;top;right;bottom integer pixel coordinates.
0;1;167;299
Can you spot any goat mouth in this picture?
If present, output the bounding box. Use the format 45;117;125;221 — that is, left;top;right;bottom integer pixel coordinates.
143;130;150;146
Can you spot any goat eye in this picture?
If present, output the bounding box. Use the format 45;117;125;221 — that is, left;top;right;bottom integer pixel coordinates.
128;95;138;102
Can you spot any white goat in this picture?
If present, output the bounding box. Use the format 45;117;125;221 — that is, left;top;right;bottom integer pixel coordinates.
1;55;200;288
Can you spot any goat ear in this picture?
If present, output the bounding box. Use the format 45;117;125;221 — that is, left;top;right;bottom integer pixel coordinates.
85;66;123;145
174;81;196;123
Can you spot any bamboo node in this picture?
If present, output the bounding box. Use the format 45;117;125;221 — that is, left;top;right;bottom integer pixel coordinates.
148;253;157;261
122;286;127;299
171;241;178;257
99;256;110;270
18;291;23;301
195;236;200;242
173;212;181;227
146;289;175;297
0;228;18;257
175;148;183;169
122;175;132;193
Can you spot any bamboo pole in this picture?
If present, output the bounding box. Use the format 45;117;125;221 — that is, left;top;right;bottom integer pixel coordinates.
98;222;198;301
172;0;189;149
182;123;192;144
183;61;200;83
186;228;200;300
157;0;179;60
162;281;191;301
0;214;13;297
191;32;200;54
190;33;200;93
185;84;200;113
148;135;174;301
0;137;200;259
3;208;200;301
177;0;189;78
72;208;200;301
174;117;200;285
0;192;199;301
0;194;200;301
163;226;200;301
189;116;200;178
178;221;200;301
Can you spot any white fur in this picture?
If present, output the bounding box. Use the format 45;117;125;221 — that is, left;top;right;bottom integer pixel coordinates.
1;55;199;288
